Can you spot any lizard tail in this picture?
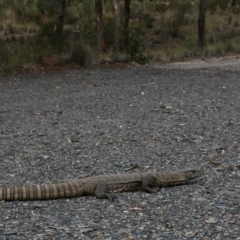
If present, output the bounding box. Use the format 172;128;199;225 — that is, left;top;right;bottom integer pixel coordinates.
0;180;83;201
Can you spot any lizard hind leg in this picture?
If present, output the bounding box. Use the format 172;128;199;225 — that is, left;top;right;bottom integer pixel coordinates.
142;175;157;193
95;181;116;200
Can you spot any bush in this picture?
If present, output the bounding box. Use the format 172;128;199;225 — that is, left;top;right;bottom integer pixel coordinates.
172;1;192;22
208;0;228;14
79;21;98;47
37;1;57;15
0;37;45;73
71;41;94;66
154;2;169;13
126;27;148;64
143;13;155;29
37;21;71;52
0;40;9;65
158;0;192;39
104;16;115;47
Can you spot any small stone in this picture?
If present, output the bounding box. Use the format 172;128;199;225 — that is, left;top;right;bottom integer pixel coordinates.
205;217;218;224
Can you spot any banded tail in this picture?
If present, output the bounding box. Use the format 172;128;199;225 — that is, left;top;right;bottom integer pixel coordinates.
0;180;83;201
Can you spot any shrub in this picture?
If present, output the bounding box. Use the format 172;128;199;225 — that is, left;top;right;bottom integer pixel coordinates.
71;41;94;66
208;0;228;14
79;20;98;47
143;13;155;29
126;27;148;64
0;39;9;65
36;21;71;52
104;16;115;47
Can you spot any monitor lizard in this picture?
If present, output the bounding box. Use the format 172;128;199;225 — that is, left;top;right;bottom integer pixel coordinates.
0;168;203;201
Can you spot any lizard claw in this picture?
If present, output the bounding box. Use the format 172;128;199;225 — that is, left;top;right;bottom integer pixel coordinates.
107;193;117;201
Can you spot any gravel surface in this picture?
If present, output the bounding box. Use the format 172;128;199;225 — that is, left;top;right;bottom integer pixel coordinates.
0;61;240;239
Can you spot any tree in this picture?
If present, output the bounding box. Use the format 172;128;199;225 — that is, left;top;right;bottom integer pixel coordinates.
37;0;73;52
113;0;121;51
56;0;74;35
95;0;106;51
113;0;121;28
124;0;131;47
56;0;68;52
56;0;66;35
198;0;207;50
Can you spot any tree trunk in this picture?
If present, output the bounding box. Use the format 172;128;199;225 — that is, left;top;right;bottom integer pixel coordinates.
56;0;66;52
113;0;121;51
95;0;106;52
198;0;206;50
232;0;236;7
113;0;121;28
124;0;131;48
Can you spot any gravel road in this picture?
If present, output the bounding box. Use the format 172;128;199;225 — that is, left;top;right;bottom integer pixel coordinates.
0;60;240;239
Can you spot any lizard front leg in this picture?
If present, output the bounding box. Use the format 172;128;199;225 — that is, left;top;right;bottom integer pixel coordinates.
142;175;158;193
95;181;116;200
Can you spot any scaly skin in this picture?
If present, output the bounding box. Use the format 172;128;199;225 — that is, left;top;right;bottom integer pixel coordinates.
0;168;203;201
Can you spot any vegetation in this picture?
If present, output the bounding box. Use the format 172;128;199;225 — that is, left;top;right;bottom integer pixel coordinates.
1;0;240;73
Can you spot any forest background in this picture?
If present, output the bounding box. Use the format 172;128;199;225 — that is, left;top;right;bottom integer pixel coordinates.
0;0;239;73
